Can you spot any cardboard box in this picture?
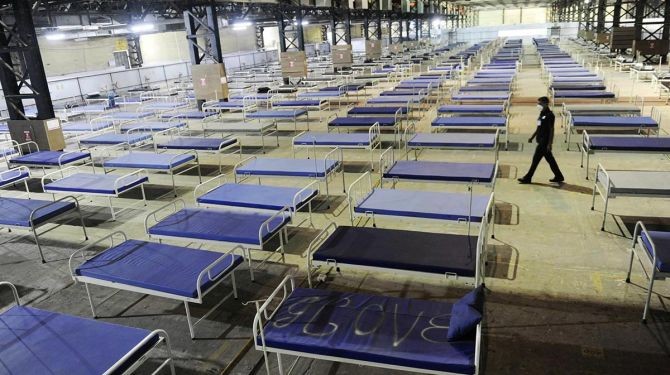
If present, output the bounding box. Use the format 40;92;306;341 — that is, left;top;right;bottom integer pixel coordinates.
8;118;65;152
633;39;670;55
280;51;308;78
192;63;229;101
595;33;610;45
389;44;402;54
610;27;635;50
332;44;353;68
365;40;382;59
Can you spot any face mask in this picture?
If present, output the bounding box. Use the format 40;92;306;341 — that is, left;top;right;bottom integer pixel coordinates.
537;104;544;111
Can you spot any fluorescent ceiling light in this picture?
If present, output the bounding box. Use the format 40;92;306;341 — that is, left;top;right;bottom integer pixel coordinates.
293;20;309;26
232;21;252;30
46;32;67;40
130;23;155;33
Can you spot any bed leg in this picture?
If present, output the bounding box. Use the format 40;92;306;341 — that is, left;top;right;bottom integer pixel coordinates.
109;196;116;221
231;272;238;299
276;353;285;375
625;246;635;283
171;173;177;198
642;270;656;324
83;282;97;318
184;301;195;339
246;248;255;282
32;230;46;263
600;196;609;231
141;184;147;206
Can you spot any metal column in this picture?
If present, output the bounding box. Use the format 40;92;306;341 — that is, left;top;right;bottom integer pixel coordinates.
0;0;54;120
184;6;223;64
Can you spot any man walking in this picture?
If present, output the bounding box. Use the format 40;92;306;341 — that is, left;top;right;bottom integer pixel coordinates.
518;96;564;184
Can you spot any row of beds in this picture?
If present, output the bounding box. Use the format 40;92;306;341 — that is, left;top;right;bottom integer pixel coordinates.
0;42;496;374
538;38;670;325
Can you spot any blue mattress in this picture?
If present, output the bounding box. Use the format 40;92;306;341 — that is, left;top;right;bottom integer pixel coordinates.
44;173;148;195
120;121;186;132
0;197;76;227
313;226;477;276
160;111;216;119
143;102;188;110
409;133;497;148
76;239;243;298
10;151;90;166
452;93;509;101
0;169;29;187
108;111;154;120
262;288;476;374
294;132;374;146
148;208;290;245
247;110;307;119
236;158;339;178
103;152;195;170
321;85;364;92
572;116;657;128
355;188;488;222
197;183;318;210
348;106;408;115
551;84;606;90
297;91;344;98
79;132;152;145
62;120;114;132
329;117;397;127
438;105;505;114
385;161;495;183
380;90;426;96
641;230;670;272
207;101;247;109
230;94;273;100
368;96;424;104
554;90;615;98
156;137;237;151
460;86;510;92
273;100;324;107
0;305;158;375
432;117;506;127
587;136;670;151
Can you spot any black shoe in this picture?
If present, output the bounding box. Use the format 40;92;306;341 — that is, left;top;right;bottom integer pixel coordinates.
549;177;565;183
518;178;531;184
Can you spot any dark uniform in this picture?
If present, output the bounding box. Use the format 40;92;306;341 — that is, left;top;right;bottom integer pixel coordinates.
521;108;564;181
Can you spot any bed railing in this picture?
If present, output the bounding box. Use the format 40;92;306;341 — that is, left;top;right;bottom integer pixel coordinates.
144;199;186;234
347;171;374;224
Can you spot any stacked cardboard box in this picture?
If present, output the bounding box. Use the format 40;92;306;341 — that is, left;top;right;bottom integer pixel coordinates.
192;63;229;101
280;51;308;78
332;45;353;68
365;40;382;60
610;27;635;51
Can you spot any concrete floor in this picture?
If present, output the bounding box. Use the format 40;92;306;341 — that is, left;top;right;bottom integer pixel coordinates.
1;40;669;374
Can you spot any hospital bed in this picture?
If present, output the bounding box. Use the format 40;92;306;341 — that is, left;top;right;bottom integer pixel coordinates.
103;151;200;197
451;92;511;104
252;275;482;375
580;131;670;179
404;128;500;162
625;221;670;322
202;98;258;118
437;103;508;116
379;146;498;189
78;129;153;150
565;112;659;149
119;120;187;133
105;111;155;122
246;110;310;132
153;127;241;173
42;167;148;221
348;171;495;229
591;164;670;230
234;153;345;197
0;281;176;374
145;199;291;271
0;196;87;262
0;166;30;196
550;88;616;105
561;103;641;118
61;118;114;135
194;176;319;225
202;120;278;153
158;110;218;120
432;116;509;149
293;123;381;170
306;220;489;287
70;231;248;339
8;141;92;173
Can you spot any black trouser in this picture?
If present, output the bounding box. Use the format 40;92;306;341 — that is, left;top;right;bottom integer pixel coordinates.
523;143;563;180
